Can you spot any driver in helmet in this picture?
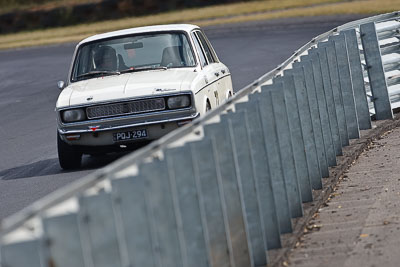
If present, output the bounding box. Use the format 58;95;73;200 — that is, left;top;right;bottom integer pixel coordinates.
94;46;117;71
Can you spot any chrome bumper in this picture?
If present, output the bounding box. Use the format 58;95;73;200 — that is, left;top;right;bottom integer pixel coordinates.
58;109;199;135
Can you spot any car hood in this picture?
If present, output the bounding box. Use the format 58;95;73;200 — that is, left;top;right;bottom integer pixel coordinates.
58;69;196;107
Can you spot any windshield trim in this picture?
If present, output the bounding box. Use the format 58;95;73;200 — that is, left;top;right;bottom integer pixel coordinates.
69;30;198;83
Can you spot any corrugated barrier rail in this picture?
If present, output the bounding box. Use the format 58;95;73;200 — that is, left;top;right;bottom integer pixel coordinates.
1;11;400;267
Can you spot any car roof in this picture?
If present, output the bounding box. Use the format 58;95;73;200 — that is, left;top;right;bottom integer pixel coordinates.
79;24;200;45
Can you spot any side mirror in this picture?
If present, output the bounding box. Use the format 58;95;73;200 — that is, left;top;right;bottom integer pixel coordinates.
57;81;65;90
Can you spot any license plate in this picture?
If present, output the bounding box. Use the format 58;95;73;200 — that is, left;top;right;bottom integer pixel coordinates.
113;129;148;141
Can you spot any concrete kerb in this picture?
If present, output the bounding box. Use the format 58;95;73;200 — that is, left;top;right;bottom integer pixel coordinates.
266;114;400;267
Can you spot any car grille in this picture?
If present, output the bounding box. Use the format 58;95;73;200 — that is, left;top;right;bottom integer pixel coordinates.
86;98;166;119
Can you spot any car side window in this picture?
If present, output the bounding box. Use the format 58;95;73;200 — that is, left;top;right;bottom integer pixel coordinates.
196;31;217;64
200;31;219;63
191;32;207;67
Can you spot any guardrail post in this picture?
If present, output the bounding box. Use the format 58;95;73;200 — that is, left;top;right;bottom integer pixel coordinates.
220;111;268;266
319;41;349;147
272;75;314;201
311;47;343;156
343;29;372;130
203;121;252;267
1;239;43;267
294;58;329;178
308;49;337;167
190;138;233;267
360;21;393;120
330;33;361;139
252;93;293;233
139;160;184;267
234;101;282;249
283;68;322;190
163;146;210;267
78;191;123;267
111;176;157;267
258;83;305;213
42;213;85;267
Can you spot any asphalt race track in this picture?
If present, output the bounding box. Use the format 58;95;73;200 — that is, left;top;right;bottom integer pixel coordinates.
0;15;365;220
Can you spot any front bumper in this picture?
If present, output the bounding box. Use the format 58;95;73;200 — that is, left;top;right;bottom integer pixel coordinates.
58;109;199;147
58;106;197;134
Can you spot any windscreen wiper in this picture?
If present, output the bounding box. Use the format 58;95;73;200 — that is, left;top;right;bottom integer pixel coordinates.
120;66;167;74
76;70;120;79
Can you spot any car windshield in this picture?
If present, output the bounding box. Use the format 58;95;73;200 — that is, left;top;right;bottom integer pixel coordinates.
71;32;196;82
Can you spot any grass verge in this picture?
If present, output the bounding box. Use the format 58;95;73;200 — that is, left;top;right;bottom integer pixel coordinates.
196;0;400;27
0;0;399;50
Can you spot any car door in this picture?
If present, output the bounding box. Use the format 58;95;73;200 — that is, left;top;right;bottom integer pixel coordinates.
201;31;232;101
196;30;232;105
191;30;220;110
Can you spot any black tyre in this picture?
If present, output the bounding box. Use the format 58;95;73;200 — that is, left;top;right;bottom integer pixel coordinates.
57;134;82;170
206;100;211;112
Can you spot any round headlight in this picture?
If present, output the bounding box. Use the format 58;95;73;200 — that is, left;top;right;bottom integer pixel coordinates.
167;95;190;109
62;109;86;122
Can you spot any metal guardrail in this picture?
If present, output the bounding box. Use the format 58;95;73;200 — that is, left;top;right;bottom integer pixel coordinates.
1;11;400;267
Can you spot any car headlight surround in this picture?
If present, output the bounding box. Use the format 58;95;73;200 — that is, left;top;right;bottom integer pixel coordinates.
167;95;191;109
61;109;86;122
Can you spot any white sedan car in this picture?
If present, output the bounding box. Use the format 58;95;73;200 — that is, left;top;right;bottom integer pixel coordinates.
56;24;233;169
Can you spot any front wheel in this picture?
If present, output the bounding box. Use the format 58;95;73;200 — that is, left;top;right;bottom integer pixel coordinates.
57;134;82;170
205;100;211;112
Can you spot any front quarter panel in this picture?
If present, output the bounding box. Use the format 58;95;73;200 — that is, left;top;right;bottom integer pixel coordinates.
56;87;74;108
191;70;211;115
